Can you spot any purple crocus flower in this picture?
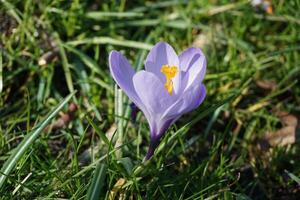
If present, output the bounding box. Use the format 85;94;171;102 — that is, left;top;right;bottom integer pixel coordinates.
109;42;206;160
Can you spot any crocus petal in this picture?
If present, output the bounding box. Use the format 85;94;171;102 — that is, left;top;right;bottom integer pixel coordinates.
179;47;202;71
172;69;181;96
145;42;179;78
144;42;181;94
154;84;206;139
133;70;175;115
133;70;176;137
109;51;146;113
109;43;207;161
156;85;206;140
162;84;206;120
181;84;206;114
179;48;206;92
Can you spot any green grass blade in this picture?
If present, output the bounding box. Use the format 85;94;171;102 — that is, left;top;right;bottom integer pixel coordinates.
0;50;2;94
67;37;152;50
85;163;107;200
156;95;237;158
86;117;110;146
285;170;300;185
190;94;236;126
85;11;143;19
0;92;75;189
56;34;75;95
1;0;22;24
62;44;104;77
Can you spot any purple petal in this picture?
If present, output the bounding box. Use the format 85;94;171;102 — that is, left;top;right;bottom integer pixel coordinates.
133;70;175;115
182;84;206;113
179;47;203;71
133;70;176;137
162;84;206;119
144;42;181;94
172;69;181;95
144;83;206;160
154;84;206;140
109;51;146;112
145;117;175;160
179;48;206;92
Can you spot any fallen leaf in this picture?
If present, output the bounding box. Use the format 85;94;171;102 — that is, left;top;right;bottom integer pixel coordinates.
275;111;298;127
109;178;126;200
261;111;299;147
44;102;77;132
38;47;59;66
265;126;296;147
256;79;277;90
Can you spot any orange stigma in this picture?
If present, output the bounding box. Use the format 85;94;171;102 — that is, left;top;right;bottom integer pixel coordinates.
161;65;178;95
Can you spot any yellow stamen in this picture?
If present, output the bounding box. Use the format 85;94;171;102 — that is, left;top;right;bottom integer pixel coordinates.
161;65;178;95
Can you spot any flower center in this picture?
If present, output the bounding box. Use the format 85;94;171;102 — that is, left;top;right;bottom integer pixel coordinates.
160;65;178;95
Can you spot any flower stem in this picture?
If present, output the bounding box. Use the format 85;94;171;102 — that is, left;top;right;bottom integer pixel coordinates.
145;146;154;160
144;140;157;161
